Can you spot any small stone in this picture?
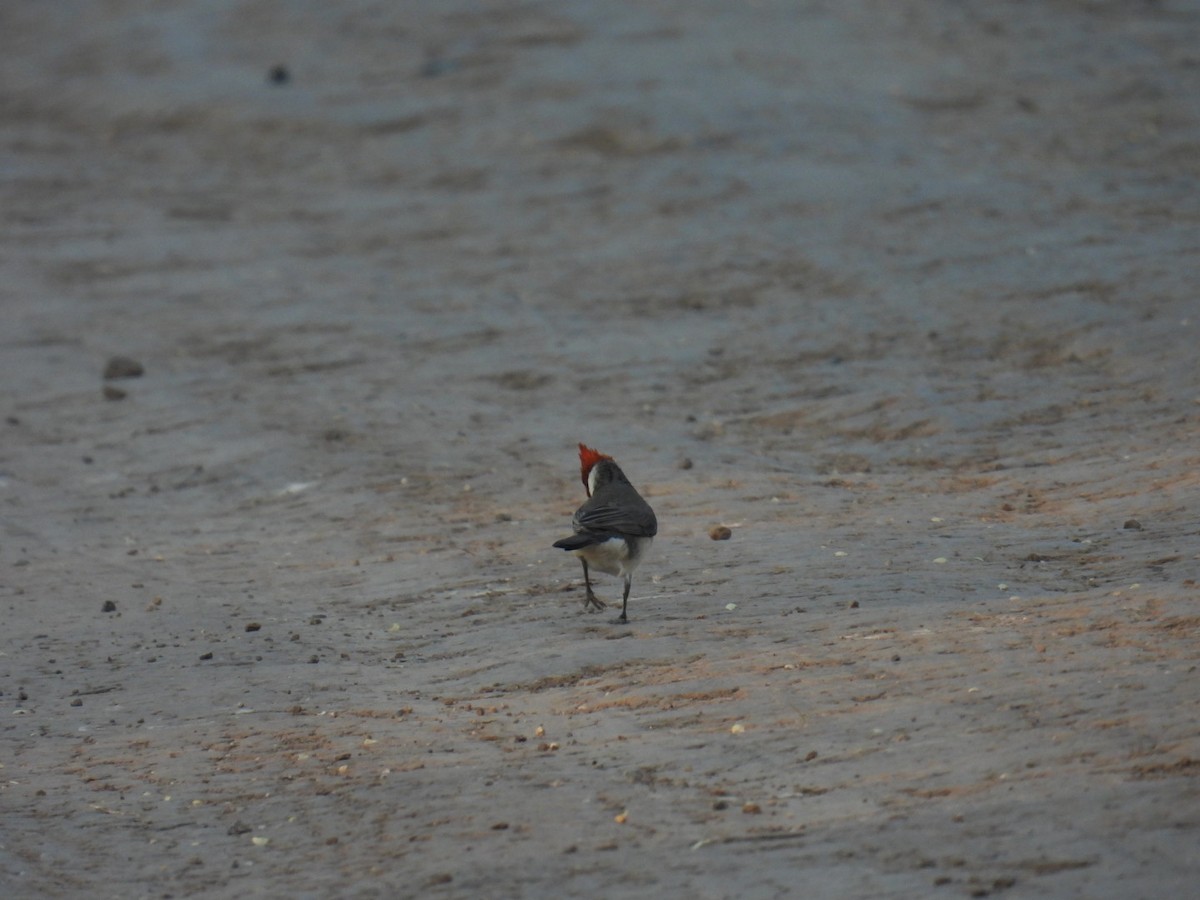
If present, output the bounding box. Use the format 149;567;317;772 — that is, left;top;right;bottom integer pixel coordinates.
709;525;732;541
103;356;144;380
742;802;762;814
102;385;127;401
101;600;117;613
1123;519;1142;531
267;64;291;85
70;698;83;707
678;457;694;470
245;622;262;632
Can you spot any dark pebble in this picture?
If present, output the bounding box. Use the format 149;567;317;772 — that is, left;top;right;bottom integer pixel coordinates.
1123;519;1142;530
103;385;127;401
102;600;117;612
70;698;83;707
103;356;144;380
267;64;290;85
245;622;261;632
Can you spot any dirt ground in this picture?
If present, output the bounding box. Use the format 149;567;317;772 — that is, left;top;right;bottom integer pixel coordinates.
3;1;1199;897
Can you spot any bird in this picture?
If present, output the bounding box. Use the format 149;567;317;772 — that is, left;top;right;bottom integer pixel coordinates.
553;443;658;623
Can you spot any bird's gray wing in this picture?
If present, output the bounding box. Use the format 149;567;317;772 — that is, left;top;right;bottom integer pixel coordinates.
573;501;657;537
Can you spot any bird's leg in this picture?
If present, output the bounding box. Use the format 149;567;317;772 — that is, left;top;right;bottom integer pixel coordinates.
581;559;606;611
615;575;631;624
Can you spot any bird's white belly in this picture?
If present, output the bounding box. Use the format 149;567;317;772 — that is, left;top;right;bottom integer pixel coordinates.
572;536;652;577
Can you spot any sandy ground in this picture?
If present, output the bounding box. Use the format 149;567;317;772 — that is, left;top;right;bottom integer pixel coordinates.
3;1;1200;897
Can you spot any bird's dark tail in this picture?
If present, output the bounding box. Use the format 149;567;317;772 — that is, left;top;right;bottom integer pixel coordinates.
553;533;607;551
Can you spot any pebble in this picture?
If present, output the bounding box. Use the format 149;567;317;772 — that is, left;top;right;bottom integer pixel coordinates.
103;356;144;380
709;525;732;541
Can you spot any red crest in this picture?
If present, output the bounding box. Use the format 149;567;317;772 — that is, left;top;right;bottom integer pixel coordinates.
577;443;612;494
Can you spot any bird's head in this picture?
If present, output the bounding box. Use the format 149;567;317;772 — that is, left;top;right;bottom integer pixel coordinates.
578;443;613;496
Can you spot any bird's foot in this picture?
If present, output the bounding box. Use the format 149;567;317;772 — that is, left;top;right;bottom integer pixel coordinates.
611;613;629;625
583;590;607;612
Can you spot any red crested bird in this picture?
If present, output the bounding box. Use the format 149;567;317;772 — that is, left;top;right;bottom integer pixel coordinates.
553;444;658;624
